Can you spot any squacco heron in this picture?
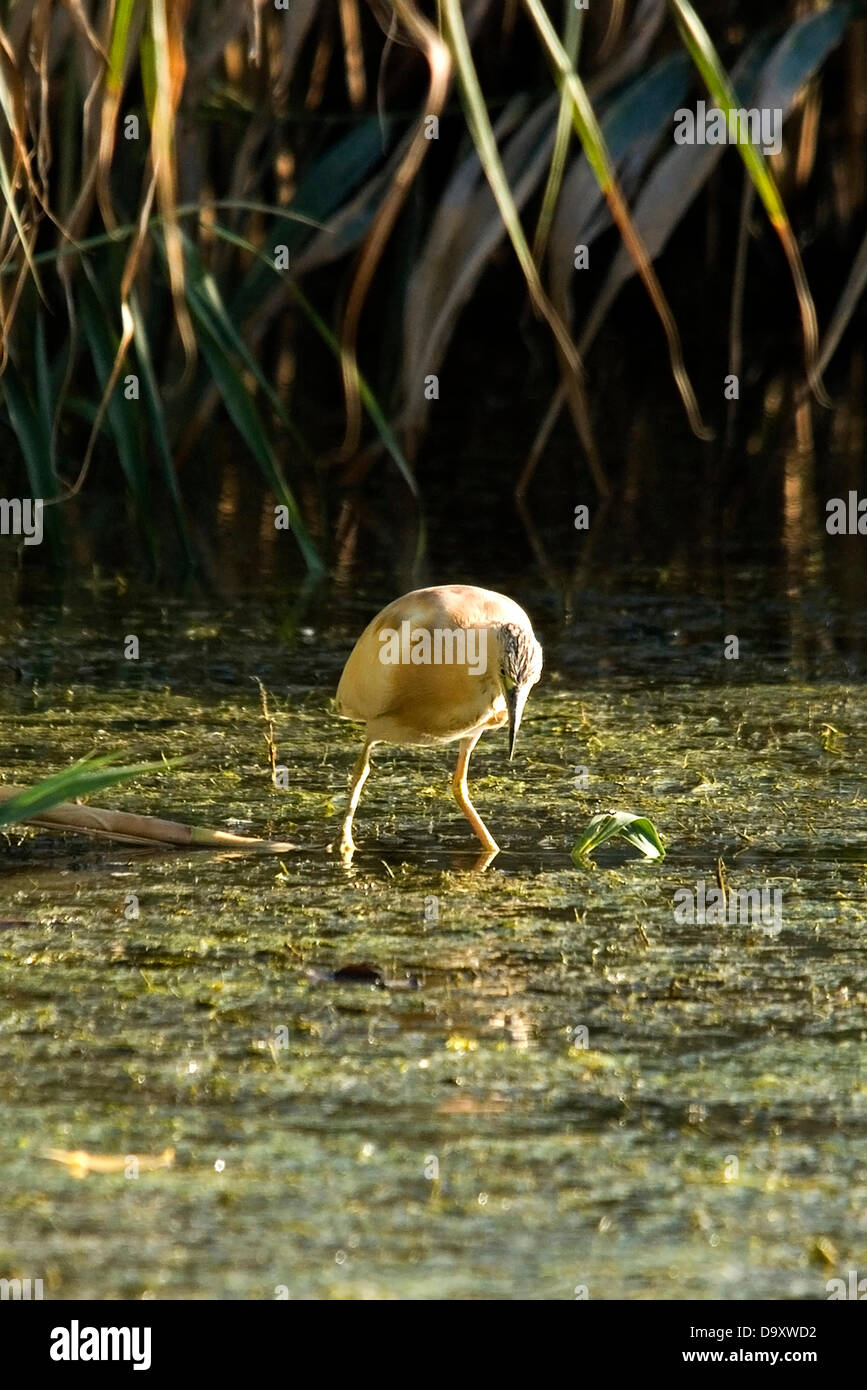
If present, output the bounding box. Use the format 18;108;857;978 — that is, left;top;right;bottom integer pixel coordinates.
334;585;542;854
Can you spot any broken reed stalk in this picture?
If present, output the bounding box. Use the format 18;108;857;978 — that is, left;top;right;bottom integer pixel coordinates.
0;785;297;851
255;676;280;786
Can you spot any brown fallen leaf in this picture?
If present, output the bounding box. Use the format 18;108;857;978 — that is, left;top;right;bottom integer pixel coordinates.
42;1146;175;1178
810;1236;839;1269
307;962;420;991
438;1095;509;1116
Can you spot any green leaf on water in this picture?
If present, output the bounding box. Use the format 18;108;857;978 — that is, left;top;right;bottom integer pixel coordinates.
571;811;666;862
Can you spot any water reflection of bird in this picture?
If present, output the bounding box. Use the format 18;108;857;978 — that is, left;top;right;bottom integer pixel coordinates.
333;585;542;858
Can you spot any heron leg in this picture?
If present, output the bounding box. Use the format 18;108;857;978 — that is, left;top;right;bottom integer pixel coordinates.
452;732;499;853
337;740;373;854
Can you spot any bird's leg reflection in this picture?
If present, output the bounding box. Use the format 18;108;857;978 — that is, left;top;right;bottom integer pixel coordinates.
335;844;498;873
470;846;499;872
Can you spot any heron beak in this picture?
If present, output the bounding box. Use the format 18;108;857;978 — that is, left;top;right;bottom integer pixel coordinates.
506;684;529;760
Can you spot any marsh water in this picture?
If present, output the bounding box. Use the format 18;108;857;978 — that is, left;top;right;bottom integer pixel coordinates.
1;508;866;1300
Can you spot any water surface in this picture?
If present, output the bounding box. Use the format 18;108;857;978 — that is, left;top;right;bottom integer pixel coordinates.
0;568;865;1299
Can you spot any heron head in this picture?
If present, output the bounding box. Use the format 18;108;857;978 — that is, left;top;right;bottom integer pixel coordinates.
496;622;543;759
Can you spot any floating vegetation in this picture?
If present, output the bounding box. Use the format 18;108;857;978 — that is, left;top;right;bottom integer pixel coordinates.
571;810;666;862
